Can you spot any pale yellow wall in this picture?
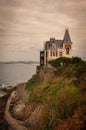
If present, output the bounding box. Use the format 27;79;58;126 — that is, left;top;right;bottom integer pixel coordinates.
44;44;72;65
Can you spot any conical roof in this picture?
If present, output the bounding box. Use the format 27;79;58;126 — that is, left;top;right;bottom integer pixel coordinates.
63;29;72;43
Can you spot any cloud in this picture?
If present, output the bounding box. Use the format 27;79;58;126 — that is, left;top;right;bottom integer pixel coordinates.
0;0;86;61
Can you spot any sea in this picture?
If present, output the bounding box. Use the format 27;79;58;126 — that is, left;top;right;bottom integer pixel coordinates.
0;63;38;86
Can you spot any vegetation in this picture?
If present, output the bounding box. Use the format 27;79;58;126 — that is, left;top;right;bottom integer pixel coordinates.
55;105;86;130
25;57;86;130
48;56;84;67
25;74;41;91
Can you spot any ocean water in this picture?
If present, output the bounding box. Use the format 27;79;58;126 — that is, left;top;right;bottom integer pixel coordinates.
0;63;38;86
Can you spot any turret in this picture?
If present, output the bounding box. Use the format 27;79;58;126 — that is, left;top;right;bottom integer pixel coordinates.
63;29;72;44
63;29;73;58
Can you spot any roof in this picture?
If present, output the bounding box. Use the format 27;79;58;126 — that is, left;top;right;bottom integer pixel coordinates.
44;40;63;50
44;29;72;50
56;40;63;47
63;29;72;43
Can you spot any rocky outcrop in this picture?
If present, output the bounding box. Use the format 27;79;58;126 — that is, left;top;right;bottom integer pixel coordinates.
5;91;28;130
0;86;16;130
23;103;45;130
5;84;45;130
0;84;29;130
0;94;10;130
16;83;30;103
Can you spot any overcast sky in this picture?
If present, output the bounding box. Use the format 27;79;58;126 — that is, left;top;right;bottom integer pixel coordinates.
0;0;86;61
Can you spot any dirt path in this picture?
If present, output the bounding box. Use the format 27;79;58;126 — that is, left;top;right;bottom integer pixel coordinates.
5;91;28;130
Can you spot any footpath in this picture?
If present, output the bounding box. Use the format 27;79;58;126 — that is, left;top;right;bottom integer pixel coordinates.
4;84;29;130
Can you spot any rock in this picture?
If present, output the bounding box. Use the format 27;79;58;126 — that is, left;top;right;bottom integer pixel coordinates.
0;85;16;130
0;94;10;130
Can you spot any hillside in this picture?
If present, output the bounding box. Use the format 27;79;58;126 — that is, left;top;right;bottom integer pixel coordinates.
7;57;86;130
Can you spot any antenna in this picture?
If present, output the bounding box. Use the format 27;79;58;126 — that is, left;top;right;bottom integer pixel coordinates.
65;26;69;30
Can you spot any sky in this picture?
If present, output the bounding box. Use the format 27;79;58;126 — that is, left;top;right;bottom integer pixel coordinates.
0;0;86;61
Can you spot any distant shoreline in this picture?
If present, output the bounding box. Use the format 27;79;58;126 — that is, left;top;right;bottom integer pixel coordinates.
0;61;39;64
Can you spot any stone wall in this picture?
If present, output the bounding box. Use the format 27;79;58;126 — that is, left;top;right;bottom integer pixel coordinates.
36;66;56;81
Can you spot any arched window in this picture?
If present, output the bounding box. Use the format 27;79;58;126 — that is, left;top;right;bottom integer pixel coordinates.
66;48;70;55
52;43;56;49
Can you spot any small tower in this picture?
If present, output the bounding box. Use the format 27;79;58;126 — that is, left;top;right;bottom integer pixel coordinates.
63;29;73;58
63;29;72;43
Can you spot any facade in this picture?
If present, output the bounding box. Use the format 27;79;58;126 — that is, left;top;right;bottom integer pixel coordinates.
40;29;73;66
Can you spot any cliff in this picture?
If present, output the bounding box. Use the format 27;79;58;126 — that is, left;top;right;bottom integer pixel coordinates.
2;57;86;130
0;86;16;130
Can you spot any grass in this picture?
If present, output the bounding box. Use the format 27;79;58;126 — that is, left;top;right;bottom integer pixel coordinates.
25;57;86;130
25;74;41;91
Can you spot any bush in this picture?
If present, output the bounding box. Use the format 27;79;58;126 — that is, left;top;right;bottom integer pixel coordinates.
28;92;43;103
55;105;86;130
41;85;85;130
55;86;84;119
77;105;86;127
48;86;85;118
41;109;58;130
48;57;72;67
72;57;83;64
25;74;41;91
48;56;85;68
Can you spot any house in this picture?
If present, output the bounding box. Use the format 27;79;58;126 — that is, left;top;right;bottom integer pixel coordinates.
40;29;73;66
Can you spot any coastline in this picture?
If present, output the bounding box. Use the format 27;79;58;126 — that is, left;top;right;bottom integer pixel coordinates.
0;85;16;130
0;83;29;130
0;61;39;64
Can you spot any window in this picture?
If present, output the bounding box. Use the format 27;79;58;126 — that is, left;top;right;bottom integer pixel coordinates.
66;48;70;55
52;43;56;49
47;43;50;49
46;51;48;58
59;52;62;57
53;51;56;56
41;59;44;64
41;53;44;57
50;51;52;57
56;51;58;57
40;51;44;57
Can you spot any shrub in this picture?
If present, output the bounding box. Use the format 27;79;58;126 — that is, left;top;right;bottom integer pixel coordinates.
48;57;72;67
55;86;84;119
48;56;85;68
41;109;58;130
77;105;86;128
28;92;43;103
55;105;86;130
48;86;85;119
25;74;41;91
72;57;83;64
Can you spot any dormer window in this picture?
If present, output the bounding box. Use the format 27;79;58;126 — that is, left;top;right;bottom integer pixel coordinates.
52;43;56;49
